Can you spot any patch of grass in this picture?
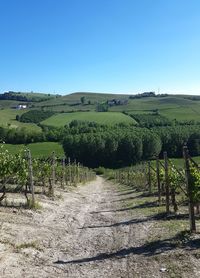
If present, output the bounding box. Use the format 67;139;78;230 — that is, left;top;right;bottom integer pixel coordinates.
26;200;42;210
15;241;41;251
28;142;64;158
4;142;64;158
167;262;187;278
150;156;200;168
160;106;200;121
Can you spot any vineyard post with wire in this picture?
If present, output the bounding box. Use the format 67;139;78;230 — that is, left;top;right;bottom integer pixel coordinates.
77;162;80;184
68;157;72;186
148;161;152;193
27;149;35;207
62;156;66;189
156;157;161;205
164;151;170;214
183;146;196;233
49;152;55;196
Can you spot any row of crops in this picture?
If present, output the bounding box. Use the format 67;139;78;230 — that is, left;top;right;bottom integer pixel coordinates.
111;146;200;233
0;144;95;208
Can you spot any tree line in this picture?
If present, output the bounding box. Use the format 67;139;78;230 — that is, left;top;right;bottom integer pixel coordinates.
1;120;200;168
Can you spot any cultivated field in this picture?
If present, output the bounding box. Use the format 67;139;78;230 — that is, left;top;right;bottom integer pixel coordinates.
41;111;137;126
2;93;200;122
0;109;41;131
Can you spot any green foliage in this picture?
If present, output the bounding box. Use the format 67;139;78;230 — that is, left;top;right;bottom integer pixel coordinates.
168;165;185;190
62;123;162;168
19;110;55;123
153;125;200;157
0;91;58;102
80;96;86;104
190;166;200;203
96;102;108;112
94;167;106;175
187;133;200;156
0;144;96;207
130;113;172;127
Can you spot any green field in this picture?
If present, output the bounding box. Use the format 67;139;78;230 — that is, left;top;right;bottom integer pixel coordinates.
41;111;137;126
150;156;200;169
3;142;64;158
0;109;41;131
109;97;200;121
0;100;22;109
160;106;200;121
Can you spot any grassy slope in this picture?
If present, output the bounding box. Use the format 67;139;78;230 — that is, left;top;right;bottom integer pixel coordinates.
35;92;130;106
149;156;200;169
2;93;200;127
4;142;64;158
0;100;22;109
0;109;41;131
41;111;136;126
110;96;200;121
33;93;200;121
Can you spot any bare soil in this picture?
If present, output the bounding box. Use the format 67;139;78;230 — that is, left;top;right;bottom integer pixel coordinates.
0;176;200;277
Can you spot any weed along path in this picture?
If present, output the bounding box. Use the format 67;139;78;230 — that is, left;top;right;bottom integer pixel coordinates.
0;176;200;277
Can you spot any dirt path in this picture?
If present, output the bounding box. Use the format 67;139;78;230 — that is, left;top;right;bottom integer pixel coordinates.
0;176;199;277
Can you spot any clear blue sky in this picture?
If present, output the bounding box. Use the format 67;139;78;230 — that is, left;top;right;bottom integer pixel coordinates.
0;0;200;95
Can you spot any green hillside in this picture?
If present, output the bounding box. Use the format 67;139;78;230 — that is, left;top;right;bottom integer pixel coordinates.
33;92;200;122
1;92;200;128
0;109;41;131
41;111;136;127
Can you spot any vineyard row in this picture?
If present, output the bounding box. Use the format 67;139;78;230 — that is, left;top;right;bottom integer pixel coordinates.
0;144;96;208
112;146;200;233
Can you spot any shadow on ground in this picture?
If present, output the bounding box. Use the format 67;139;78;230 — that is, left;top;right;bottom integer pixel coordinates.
91;200;160;214
54;231;200;265
81;212;191;229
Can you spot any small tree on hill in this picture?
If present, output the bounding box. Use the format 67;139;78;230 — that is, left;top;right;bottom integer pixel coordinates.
80;96;86;104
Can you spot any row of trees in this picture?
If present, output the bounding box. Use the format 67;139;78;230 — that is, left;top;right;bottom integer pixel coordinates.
129;113;172;127
63;123;200;167
1;121;200;167
17;110;55;123
63;128;162;168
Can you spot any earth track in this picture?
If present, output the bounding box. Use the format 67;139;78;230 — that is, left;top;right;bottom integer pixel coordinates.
0;176;199;277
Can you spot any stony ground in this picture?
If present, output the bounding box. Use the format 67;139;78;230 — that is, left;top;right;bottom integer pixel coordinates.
0;176;200;278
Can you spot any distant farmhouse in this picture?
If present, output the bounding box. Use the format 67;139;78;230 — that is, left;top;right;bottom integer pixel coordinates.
107;99;128;106
16;104;27;109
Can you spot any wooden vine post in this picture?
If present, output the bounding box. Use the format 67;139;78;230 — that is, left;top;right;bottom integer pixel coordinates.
183;146;196;233
148;161;152;193
49;152;55;196
77;162;80;184
164;151;170;214
74;159;77;184
156;157;161;205
62;156;66;189
27;149;35;206
68;157;71;185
